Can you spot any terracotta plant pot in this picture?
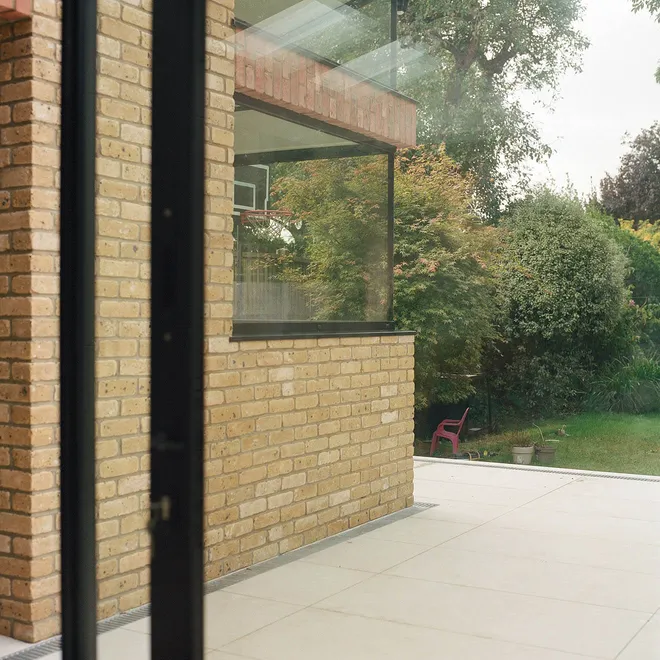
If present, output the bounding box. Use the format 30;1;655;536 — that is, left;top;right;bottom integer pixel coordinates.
512;446;534;465
536;445;557;465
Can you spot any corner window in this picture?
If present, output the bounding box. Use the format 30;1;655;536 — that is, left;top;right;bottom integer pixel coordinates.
232;101;393;339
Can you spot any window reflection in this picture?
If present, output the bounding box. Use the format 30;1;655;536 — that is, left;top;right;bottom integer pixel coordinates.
233;107;389;324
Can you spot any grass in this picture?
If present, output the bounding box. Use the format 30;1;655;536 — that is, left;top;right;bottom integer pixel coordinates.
416;412;660;476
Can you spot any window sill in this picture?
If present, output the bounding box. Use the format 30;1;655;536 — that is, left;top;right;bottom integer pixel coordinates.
230;321;415;342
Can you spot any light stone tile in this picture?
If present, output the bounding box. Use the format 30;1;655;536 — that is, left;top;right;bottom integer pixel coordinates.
560;478;660;503
414;499;514;524
388;545;660;612
123;616;150;635
223;561;373;605
490;507;660;546
301;535;429;572
416;463;578;491
443;525;660;575
617;612;660;660
414;478;545;507
37;629;150;660
0;636;28;657
358;517;474;547
315;574;648;658
206;652;256;660
224;607;601;660
525;489;660;522
204;591;302;650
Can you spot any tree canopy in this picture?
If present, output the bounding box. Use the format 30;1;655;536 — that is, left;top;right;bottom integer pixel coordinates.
399;0;588;220
600;122;660;224
632;0;660;17
632;0;660;81
488;190;631;413
393;146;498;407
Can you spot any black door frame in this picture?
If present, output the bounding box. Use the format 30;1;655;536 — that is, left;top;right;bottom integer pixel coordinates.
59;2;402;658
60;0;207;658
60;0;98;658
149;0;207;659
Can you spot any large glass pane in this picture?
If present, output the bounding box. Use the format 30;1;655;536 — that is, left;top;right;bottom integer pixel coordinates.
234;107;389;323
234;0;394;86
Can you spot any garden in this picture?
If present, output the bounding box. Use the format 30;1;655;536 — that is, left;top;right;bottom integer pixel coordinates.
244;0;660;476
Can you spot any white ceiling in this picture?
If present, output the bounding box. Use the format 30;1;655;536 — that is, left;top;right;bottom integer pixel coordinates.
236;0;351;28
235;109;354;155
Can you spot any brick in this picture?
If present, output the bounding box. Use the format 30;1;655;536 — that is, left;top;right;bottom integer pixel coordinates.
0;14;416;644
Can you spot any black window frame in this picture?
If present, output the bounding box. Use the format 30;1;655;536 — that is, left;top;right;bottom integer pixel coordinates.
231;94;397;341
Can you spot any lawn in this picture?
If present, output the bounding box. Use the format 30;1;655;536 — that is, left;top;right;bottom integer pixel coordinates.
417;412;660;477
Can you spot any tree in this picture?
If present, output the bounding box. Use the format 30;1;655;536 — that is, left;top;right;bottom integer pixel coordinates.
393;146;498;407
398;0;588;220
632;0;660;18
589;209;660;306
488;190;630;413
632;0;660;81
600;123;660;224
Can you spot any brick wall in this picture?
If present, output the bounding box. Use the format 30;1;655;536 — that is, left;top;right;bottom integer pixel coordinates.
0;0;415;643
202;336;415;578
0;4;61;642
93;0;153;624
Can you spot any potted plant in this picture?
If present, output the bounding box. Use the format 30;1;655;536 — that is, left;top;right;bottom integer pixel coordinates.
535;444;557;464
533;425;559;465
510;431;535;465
511;441;535;465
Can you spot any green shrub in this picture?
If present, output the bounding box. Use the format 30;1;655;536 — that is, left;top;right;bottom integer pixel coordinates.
589;353;660;414
488;189;632;415
492;350;593;415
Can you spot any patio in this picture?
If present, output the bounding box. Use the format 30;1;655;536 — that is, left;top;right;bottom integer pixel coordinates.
2;458;660;660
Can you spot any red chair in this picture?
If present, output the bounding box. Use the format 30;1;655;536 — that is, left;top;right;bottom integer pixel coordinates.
430;408;470;456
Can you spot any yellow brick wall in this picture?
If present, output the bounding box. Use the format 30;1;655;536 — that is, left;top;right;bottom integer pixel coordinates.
0;0;415;643
0;5;62;642
93;0;152;626
202;336;415;577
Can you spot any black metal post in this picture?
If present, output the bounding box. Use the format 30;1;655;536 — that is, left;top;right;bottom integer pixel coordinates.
387;152;395;321
150;0;206;658
387;0;398;322
60;0;98;659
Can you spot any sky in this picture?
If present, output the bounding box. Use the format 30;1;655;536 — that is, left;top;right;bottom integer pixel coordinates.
522;0;660;196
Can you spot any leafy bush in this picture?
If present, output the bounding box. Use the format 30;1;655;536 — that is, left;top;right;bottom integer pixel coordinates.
589;211;660;306
498;190;628;345
488;190;632;414
493;350;594;415
589;353;660;414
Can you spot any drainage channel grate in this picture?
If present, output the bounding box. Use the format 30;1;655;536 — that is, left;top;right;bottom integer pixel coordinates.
3;640;60;660
413;501;438;509
2;603;154;660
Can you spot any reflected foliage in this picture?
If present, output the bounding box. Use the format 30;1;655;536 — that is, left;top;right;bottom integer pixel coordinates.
238;156;389;322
